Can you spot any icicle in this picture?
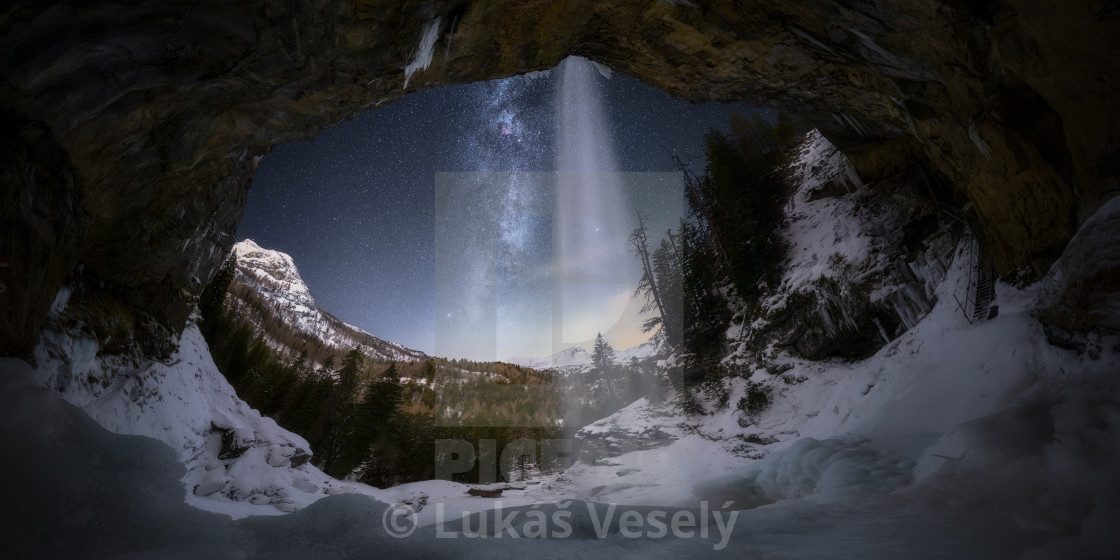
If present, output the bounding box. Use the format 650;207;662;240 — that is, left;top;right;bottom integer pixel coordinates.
841;113;868;137
444;16;456;59
816;299;837;338
843;163;864;191
789;26;835;54
403;17;442;89
888;292;915;331
849;28;900;66
872;317;891;344
968;120;993;161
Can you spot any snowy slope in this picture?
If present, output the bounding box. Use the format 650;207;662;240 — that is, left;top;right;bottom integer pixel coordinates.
510;228;1120;557
230;239;426;362
729;130;955;362
14;251;1119;557
488;131;1120;554
29;315;386;518
24;310;563;522
9;128;1120;557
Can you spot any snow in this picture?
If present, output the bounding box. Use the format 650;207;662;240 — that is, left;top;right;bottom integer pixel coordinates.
233;239;314;304
508;346;593;370
755;129;954;353
23;296;560;522
29;318;385;518
12;276;1118;557
506;249;1120;556
694;436;913;509
780;130;872;291
483;135;1119;552
231;239;427;362
8;130;1119;556
1038;193;1120;333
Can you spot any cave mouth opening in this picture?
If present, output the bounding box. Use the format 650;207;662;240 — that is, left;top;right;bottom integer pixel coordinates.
235;56;767;364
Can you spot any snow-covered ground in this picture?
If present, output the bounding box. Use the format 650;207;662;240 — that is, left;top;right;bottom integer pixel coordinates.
513;240;1119;527
6;130;1118;557
7;255;1118;556
28;316;386;518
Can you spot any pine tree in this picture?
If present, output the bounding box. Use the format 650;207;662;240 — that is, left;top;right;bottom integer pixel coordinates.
699;122;791;302
316;348;365;475
640;112;799;414
591;333;616;372
338;362;404;485
651;239;684;347
422;360;436;384
291;361;336;448
336;349;363;402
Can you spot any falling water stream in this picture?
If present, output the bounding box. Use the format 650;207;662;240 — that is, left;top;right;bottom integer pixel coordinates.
552;56;633;349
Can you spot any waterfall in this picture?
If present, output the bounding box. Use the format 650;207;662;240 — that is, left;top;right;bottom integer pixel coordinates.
553;56;631;348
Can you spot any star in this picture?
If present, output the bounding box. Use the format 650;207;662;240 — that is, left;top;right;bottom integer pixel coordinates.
239;58;761;359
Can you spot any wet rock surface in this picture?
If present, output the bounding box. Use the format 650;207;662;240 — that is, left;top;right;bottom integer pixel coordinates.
2;0;1117;355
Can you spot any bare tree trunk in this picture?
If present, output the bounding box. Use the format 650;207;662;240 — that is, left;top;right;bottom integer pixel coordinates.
630;212;668;336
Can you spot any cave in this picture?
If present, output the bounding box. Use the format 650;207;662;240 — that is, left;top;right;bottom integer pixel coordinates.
3;1;1120;557
3;0;1118;357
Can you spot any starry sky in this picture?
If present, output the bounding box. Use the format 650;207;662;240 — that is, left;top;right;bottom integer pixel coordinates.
239;58;762;360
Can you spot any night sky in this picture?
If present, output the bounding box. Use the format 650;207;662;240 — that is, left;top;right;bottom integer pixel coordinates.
239;58;761;359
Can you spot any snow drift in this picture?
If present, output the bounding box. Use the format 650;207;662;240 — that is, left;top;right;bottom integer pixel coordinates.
6;131;1119;558
29;316;382;518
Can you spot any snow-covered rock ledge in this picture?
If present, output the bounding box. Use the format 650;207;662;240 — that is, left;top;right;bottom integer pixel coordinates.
29;315;380;518
1037;194;1120;344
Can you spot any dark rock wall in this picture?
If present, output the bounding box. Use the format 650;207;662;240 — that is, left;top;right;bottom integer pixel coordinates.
2;0;1117;356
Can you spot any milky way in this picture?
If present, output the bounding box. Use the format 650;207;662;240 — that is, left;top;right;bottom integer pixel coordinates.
239;60;763;358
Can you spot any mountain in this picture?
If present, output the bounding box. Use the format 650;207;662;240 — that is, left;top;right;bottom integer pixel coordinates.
507;337;663;428
506;338;660;373
507;346;592;371
228;239;426;363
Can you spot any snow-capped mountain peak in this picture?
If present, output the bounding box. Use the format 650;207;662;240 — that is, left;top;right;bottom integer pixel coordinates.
228;239;426;363
232;239;315;310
